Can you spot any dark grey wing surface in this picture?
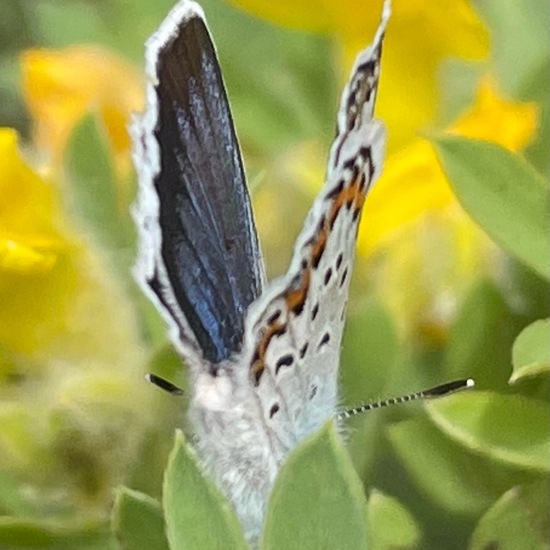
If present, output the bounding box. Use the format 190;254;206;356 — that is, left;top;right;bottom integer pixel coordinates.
133;2;264;365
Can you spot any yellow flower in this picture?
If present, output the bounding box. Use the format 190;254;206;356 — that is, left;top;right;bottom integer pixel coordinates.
20;46;143;176
0;128;155;507
355;79;537;339
0;129;146;365
0;128;74;354
228;0;488;152
357;78;537;257
0;129;65;276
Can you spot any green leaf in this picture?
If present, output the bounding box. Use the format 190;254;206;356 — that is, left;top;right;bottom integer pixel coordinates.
366;490;421;550
0;517;115;549
64;113;131;255
262;422;367;550
507;259;550;323
511;319;550;383
112;487;169;550
387;416;529;517
470;480;550;550
0;470;35;516
426;391;550;472
163;431;247;550
340;298;400;480
432;136;549;280
341;298;400;404
474;0;548;98
125;346;186;498
32;0;115;48
445;279;514;390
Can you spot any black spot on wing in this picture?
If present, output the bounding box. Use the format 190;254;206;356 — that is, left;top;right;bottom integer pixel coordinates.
310;385;318;399
269;403;280;418
275;354;294;374
267;310;281;325
153;16;263;363
311;303;319;321
326;179;344;199
339;268;348;288
318;332;330;349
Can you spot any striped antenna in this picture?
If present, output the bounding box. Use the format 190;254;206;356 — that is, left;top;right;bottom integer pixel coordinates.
338;378;474;420
146;373;184;395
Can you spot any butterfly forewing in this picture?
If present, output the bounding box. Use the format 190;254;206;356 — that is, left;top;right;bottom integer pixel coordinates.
133;1;264;366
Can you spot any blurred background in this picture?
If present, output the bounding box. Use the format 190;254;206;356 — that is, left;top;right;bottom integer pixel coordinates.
0;0;548;548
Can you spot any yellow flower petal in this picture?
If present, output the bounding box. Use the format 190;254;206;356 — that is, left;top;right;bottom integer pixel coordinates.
357;140;453;256
231;0;488;60
394;0;488;58
0;128;65;276
0;129;56;230
375;0;487;151
230;0;488;151
450;77;538;149
20;46;143;175
228;0;333;31
0;129;144;368
0;239;57;274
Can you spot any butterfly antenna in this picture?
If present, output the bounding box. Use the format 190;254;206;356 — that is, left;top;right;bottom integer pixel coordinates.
338;378;474;420
145;373;184;396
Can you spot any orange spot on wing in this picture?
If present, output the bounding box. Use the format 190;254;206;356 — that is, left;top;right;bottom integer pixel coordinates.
327;176;363;228
251;321;287;385
285;268;311;315
250;162;371;385
311;222;328;268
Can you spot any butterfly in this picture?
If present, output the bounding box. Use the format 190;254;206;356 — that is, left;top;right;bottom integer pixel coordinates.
132;0;388;540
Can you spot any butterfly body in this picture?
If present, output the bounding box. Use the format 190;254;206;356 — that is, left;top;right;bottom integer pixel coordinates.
132;0;388;539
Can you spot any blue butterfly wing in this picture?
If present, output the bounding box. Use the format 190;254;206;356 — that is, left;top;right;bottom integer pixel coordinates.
135;7;264;364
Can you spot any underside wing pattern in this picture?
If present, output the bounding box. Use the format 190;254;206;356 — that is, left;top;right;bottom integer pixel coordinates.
240;4;388;451
133;4;264;366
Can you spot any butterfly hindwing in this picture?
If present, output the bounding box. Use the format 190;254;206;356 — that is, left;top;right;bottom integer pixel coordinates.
132;1;264;367
242;2;388;447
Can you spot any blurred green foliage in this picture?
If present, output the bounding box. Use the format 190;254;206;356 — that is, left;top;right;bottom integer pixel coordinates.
0;0;548;549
